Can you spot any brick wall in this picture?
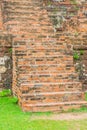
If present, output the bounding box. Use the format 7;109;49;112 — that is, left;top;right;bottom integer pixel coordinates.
74;46;87;91
0;2;12;90
0;0;87;112
0;1;3;30
45;0;87;91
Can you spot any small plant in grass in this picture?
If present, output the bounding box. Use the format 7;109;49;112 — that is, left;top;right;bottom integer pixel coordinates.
0;89;18;104
0;89;11;97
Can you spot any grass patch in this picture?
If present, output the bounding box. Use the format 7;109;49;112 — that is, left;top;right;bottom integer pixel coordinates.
1;96;87;130
0;89;11;97
67;106;87;113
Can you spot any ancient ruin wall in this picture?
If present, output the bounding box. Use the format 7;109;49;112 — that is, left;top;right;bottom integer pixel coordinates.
45;0;87;90
0;0;87;112
0;0;86;91
0;1;12;90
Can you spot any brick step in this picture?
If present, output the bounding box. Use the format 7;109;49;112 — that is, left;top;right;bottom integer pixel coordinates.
15;46;67;51
13;46;68;52
18;72;79;83
15;52;67;57
5;8;74;18
6;23;53;29
21;91;84;104
4;16;37;22
20;82;82;94
4;5;33;9
18;58;73;65
18;65;75;73
21;101;87;112
4;0;42;3
17;53;73;58
18;63;74;70
3;1;42;5
5;15;41;19
13;41;66;49
7;11;70;18
7;23;54;31
17;53;73;59
3;7;42;13
14;50;70;57
3;3;42;11
4;11;40;15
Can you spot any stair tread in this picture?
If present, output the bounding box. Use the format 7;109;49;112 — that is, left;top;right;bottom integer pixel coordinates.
22;91;83;96
21;81;81;85
24;101;87;107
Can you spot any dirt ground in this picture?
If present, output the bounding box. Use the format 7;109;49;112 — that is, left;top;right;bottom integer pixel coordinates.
31;112;87;121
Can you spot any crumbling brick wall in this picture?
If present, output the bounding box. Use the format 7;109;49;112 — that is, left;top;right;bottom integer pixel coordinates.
0;34;12;90
45;0;87;91
0;0;87;112
0;2;12;90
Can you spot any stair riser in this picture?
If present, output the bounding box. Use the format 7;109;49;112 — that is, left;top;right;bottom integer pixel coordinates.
18;66;74;73
20;83;82;94
19;79;79;84
17;58;73;66
18;73;78;84
22;103;87;112
20;92;84;104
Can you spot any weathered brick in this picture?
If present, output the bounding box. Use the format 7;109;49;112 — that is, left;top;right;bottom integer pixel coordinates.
0;0;87;112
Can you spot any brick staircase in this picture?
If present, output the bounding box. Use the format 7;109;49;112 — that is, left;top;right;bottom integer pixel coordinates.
1;0;87;112
45;0;87;92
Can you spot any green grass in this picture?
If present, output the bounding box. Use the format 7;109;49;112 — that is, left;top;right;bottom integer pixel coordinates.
0;89;11;97
67;106;87;113
1;97;87;130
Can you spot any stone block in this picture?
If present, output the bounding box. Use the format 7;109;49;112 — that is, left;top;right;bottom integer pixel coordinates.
0;66;7;73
